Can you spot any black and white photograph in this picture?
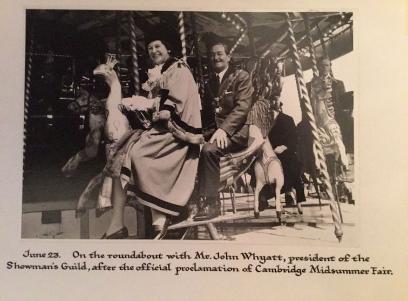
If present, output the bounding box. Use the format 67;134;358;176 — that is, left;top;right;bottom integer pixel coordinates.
21;9;356;244
1;1;408;300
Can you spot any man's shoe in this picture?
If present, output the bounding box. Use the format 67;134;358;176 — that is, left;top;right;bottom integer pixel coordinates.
285;193;295;206
193;200;209;220
206;203;221;219
101;227;128;239
195;201;221;220
187;202;199;221
258;200;268;212
297;203;303;215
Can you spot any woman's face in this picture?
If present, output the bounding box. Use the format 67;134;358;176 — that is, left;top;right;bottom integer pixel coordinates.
148;40;170;65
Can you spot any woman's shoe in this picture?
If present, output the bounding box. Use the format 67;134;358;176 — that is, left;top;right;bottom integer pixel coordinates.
254;211;260;219
297;203;303;215
101;227;129;239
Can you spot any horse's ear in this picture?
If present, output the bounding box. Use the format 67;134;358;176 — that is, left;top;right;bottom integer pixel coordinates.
105;53;119;69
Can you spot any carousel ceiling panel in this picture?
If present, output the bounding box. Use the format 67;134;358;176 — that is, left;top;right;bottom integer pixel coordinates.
27;10;352;63
194;13;240;38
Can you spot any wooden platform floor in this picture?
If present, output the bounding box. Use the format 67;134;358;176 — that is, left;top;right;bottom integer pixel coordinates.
22;191;357;246
175;193;357;246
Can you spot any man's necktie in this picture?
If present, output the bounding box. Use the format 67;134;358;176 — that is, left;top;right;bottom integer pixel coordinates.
214;74;220;95
213;74;221;113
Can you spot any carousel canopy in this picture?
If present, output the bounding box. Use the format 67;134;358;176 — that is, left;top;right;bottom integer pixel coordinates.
26;10;353;75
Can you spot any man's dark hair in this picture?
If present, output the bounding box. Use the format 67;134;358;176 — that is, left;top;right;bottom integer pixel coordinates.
207;39;231;55
317;56;331;66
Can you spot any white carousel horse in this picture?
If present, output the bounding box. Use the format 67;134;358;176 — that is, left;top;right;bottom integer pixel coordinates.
62;55;130;178
76;55;130;212
254;141;284;223
93;55;130;145
224;57;285;223
220;125;285;224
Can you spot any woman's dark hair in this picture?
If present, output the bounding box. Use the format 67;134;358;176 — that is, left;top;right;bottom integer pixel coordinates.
144;27;180;55
145;36;172;52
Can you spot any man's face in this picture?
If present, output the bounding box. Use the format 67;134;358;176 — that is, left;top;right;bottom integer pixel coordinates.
271;97;281;111
210;44;230;73
148;40;170;65
318;59;331;76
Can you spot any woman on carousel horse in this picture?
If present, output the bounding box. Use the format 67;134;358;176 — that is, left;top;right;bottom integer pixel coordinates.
101;32;203;239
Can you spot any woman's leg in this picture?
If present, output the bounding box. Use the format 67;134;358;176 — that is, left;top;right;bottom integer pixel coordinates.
151;209;169;239
105;178;127;236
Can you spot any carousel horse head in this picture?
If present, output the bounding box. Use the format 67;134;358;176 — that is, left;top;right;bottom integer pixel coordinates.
93;54;119;85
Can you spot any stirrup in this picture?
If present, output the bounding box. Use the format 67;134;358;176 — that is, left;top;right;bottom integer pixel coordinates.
153;218;170;240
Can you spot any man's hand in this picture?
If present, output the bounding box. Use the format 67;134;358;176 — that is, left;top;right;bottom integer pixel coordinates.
274;145;287;154
210;128;229;149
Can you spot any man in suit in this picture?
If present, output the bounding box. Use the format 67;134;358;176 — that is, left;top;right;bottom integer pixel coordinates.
306;57;346;117
266;96;306;211
301;56;348;172
198;39;254;219
312;58;352;156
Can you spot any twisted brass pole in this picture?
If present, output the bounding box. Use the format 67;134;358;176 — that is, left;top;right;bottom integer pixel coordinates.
285;13;343;241
178;12;187;62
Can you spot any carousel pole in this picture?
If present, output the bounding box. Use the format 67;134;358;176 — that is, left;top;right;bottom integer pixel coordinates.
245;13;257;57
190;12;205;97
316;23;329;58
23;23;34;175
308;15;343;221
177;12;187;62
285;13;343;241
129;12;150;128
116;12;122;71
128;11;147;238
303;13;324;208
128;12;140;95
303;13;319;78
116;12;126;95
116;12;122;56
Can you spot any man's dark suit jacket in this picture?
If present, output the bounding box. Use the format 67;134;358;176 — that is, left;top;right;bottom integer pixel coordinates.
268;112;298;160
268;112;303;192
201;67;253;146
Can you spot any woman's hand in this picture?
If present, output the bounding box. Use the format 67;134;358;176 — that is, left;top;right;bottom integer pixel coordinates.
121;95;155;111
